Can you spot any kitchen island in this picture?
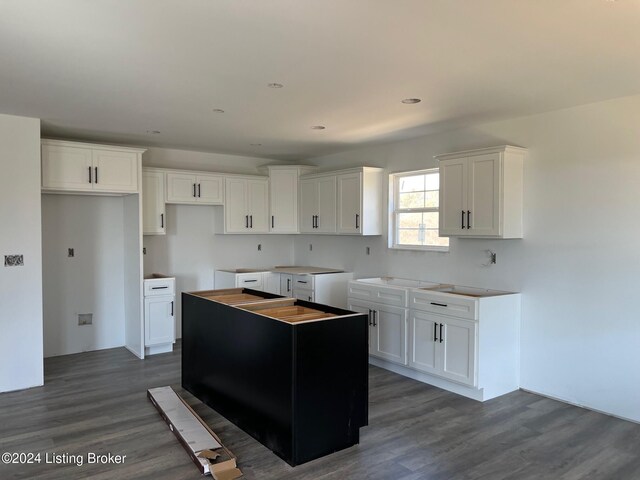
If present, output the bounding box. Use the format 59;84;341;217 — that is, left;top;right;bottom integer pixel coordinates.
182;288;369;466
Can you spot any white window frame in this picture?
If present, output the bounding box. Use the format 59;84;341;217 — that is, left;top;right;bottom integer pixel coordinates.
389;168;449;252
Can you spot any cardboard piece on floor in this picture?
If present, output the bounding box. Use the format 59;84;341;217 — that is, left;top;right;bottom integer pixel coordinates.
148;386;242;478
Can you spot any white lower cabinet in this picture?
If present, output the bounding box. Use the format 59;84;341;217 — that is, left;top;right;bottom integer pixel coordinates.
409;310;476;387
348;299;407;366
349;278;520;401
143;275;176;356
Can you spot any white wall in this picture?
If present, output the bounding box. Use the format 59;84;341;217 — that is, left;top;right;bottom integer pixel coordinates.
295;94;640;422
0;114;43;392
42;195;126;357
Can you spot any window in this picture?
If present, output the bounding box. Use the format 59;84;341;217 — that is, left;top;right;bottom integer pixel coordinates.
390;169;449;250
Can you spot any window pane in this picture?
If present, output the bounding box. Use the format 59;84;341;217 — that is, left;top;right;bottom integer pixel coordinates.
399;191;425;209
423;212;439;229
398;212;423;228
424;190;439;208
398;229;421;245
424;173;439;191
399;175;425;193
424;229;450;247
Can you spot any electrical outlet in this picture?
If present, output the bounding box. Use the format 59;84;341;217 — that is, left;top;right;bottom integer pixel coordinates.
309;244;313;251
143;247;147;255
68;248;74;257
4;255;24;267
366;246;370;255
258;244;262;251
78;313;93;325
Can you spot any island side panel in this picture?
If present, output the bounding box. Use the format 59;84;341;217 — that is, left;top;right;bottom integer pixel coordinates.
292;312;369;465
182;293;295;462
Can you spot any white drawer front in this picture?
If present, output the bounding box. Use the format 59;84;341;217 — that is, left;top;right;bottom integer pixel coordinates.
293;274;314;290
294;289;314;302
409;290;478;320
347;282;408;307
236;273;263;289
144;278;175;296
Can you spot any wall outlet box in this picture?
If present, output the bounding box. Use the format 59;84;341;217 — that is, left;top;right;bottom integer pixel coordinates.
78;313;93;325
4;254;24;267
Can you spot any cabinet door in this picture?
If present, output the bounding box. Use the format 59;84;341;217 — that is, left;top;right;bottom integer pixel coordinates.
467;153;501;236
270;169;299;233
299;178;317;233
408;310;439;375
247;179;269;233
439;157;468;236
294;289;314;302
371;304;407;365
166;172;198;203
142;170;166;235
224;178;249;233
196;174;224;204
316;176;337;233
280;274;293;297
92;149;138;193
440;316;477;386
262;273;280;295
337;172;362;234
145;296;175;346
42;144;93;191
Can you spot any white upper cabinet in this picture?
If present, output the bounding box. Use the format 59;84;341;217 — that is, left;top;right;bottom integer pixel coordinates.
166;171;223;204
437;145;526;238
142;169;166;235
336;167;383;235
299;174;337;234
224;176;269;233
42;140;143;194
268;166;314;234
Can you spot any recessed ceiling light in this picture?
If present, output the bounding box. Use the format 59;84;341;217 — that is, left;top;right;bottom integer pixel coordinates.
267;83;284;89
146;130;161;134
401;98;421;104
310;125;326;130
212;108;225;113
250;143;262;146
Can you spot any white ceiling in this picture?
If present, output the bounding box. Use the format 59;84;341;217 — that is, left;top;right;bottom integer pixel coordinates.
1;0;639;160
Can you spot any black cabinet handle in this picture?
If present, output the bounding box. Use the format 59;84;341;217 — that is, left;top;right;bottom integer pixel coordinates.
434;322;438;342
461;210;465;229
430;302;448;307
249;215;253;228
245;215;248;228
439;323;443;343
308;296;312;301
286;278;291;292
297;280;308;284
467;210;471;229
316;215;319;228
243;279;258;283
271;216;274;228
368;309;373;326
198;183;201;197
151;286;168;290
373;310;377;327
95;167;98;184
160;213;164;228
355;213;359;229
312;215;317;228
193;183;196;197
88;166;92;183
170;301;174;316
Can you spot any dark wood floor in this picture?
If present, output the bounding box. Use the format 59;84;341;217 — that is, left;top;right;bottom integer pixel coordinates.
1;343;639;480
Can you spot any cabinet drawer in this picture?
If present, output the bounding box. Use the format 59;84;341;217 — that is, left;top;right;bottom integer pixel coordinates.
347;282;408;307
144;278;176;296
293;275;314;290
409;290;478;320
236;273;263;289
